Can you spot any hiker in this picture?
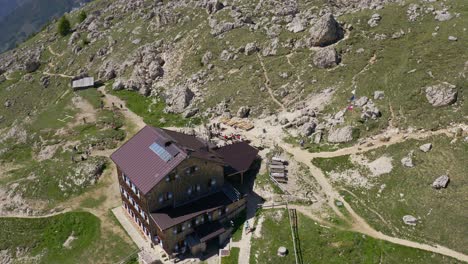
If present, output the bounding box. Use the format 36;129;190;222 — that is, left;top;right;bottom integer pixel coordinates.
120;104;123;109
300;139;305;148
83;117;86;124
100;101;104;109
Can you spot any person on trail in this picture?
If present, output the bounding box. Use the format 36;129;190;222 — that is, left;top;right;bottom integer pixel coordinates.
300;139;305;148
120;104;123;109
100;101;104;109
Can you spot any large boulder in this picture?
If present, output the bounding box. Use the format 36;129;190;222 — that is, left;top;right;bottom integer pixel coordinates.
419;143;432;153
237;106;251;118
24;60;40;73
402;215;418;226
328;126;353;143
245;42;259;55
432;175;449;189
313;47;340;68
308;14;344;47
425;83;457;107
164;86;195;114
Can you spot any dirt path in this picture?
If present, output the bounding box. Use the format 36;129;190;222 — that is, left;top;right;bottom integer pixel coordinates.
98;86;146;130
43;71;74;78
256;54;286;111
309;125;461;159
280;140;468;263
48;46;63;57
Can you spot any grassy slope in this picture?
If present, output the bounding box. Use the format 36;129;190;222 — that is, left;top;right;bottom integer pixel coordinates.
0;211;137;263
221;247;240;264
250;209;461;264
313;135;468;254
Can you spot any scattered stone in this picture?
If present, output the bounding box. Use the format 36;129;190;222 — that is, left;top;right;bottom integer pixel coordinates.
432;175;449;189
448;36;458;41
402;215;418;226
354;96;369;107
435;10;453;21
201;51;213;66
220;50;234;61
308;13;344;47
286;16;306;33
368;13;382;27
98;61;117;81
328;126;353;143
419;143;432;153
4;100;12;108
425;82;457;107
313;47;340;69
374;91;385;100
277;246;288;257
299;123;316;137
407;4;420;22
237;106;250;118
401;152;414;168
68;32;80;46
40;76;50;88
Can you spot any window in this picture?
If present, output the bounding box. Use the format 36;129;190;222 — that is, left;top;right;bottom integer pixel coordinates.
208;178;216;188
159;192;173;203
196;184;201;192
185;166;198;175
187;187;193;196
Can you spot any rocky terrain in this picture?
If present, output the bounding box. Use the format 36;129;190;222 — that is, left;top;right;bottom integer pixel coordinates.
0;0;466;263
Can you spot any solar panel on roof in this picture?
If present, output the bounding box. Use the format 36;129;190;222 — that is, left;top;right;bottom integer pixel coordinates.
149;142;173;162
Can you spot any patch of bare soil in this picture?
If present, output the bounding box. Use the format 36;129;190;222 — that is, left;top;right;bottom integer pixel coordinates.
351;154;393;177
70;96;97;127
35;144;61;161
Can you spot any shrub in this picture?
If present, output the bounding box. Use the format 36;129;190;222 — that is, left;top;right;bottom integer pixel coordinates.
78;10;87;23
57;16;71;36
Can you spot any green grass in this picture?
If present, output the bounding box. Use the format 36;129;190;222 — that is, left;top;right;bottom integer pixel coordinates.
80;195;107;208
231;209;247;242
110;88;201;127
0;212;100;263
313;135;468;255
221;247;240;264
250;209;461;264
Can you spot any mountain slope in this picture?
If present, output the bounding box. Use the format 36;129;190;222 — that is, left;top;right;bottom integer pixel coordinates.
0;0;90;53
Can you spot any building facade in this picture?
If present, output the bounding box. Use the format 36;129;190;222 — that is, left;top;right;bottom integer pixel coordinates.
111;126;258;257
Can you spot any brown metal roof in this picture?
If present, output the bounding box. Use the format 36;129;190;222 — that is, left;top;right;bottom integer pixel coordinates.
150;191;232;230
215;142;259;175
111;126;226;195
110;126;187;194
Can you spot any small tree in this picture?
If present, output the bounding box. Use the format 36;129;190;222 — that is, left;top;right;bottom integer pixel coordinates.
57;16;71;36
78;10;87;23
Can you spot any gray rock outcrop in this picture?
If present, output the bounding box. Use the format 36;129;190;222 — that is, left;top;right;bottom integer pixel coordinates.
328;126;353;143
164;85;195;114
300;123;317;137
237;106;250;118
245;42;259;55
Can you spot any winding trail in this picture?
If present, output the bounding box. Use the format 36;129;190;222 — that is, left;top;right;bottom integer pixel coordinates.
48;45;64;57
98;86;146;130
279;125;468;262
42;71;74;78
257;54;286;111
